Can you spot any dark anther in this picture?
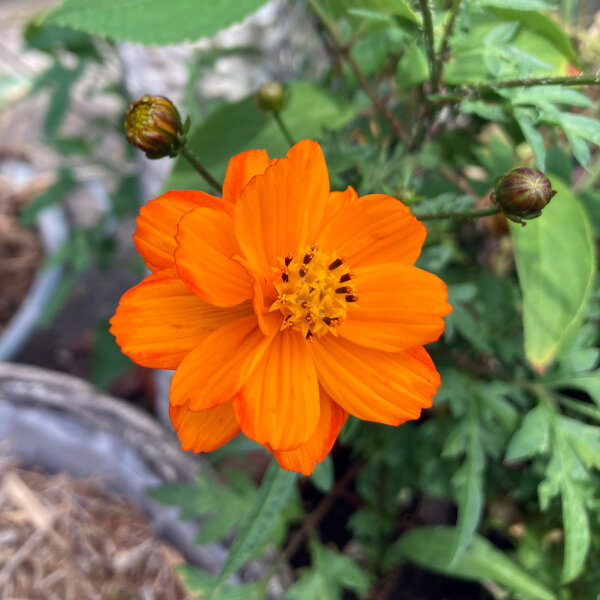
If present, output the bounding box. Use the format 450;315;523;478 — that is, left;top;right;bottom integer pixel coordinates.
345;294;358;302
335;286;351;294
339;272;354;283
322;316;332;326
284;254;293;266
302;253;313;265
281;269;288;283
328;258;343;270
306;330;313;340
299;265;307;277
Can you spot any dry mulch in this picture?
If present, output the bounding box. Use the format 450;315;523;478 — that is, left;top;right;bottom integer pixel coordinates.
0;170;44;332
0;455;188;600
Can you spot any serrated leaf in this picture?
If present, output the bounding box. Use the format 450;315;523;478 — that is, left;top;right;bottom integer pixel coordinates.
165;82;354;192
387;527;557;600
557;416;600;470
43;0;270;45
545;370;600;407
213;462;296;590
511;177;595;371
505;404;551;461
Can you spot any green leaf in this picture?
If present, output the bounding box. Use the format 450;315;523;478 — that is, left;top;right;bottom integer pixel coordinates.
43;0;269;45
396;42;429;90
474;0;558;9
92;320;132;389
213;462;296;590
505;404;551;461
329;0;421;24
451;398;485;562
165;82;354;191
545;370;600;407
311;455;334;493
511;177;596;371
21;168;77;226
387;527;557;600
178;566;261;600
514;108;546;170
285;539;370;600
508;86;595;108
557;416;600;470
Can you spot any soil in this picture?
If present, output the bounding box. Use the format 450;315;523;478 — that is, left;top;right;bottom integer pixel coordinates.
0;171;44;332
0;457;187;600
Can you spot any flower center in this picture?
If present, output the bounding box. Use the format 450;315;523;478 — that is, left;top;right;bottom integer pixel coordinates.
269;244;357;341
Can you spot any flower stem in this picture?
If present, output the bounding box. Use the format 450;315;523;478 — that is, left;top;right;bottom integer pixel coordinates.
465;74;600;93
305;0;408;144
180;146;223;194
415;205;500;221
435;0;462;84
273;111;296;147
419;0;439;94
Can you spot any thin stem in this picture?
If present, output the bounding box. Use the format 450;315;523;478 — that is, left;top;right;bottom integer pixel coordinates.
435;0;462;84
466;75;600;92
415;205;500;221
305;0;408;144
273;111;296;147
180;146;223;194
419;0;439;94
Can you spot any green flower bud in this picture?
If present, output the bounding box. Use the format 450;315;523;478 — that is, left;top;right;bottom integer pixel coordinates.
124;95;186;159
256;81;286;113
491;167;557;224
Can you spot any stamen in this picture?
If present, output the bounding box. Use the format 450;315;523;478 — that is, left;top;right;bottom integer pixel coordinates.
306;330;314;342
328;258;343;270
322;316;331;326
281;269;289;283
339;272;356;283
302;301;311;309
306;313;316;325
345;294;359;302
335;286;352;294
284;253;293;266
299;264;308;277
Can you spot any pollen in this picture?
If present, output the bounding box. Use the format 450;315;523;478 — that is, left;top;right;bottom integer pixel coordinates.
269;244;358;340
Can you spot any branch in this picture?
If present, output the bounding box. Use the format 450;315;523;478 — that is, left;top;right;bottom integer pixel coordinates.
435;0;462;84
419;0;439;94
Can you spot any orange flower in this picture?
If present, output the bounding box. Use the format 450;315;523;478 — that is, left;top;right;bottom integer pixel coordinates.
110;140;451;475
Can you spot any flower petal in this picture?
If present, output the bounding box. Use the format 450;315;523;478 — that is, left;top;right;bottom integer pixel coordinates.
309;338;440;425
110;269;252;369
270;389;347;476
234;139;330;280
340;263;451;351
134;190;228;272
234;331;320;451
170;401;240;452
170;316;274;411
223;148;272;203
318;194;426;267
175;207;253;307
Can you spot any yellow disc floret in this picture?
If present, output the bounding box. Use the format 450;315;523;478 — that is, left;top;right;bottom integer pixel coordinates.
269;244;358;341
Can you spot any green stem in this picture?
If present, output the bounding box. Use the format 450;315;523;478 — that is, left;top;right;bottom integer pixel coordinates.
415;205;500;221
273;111;296;147
305;0;408;143
419;0;439;94
180;146;223;194
435;0;462;84
466;75;600;92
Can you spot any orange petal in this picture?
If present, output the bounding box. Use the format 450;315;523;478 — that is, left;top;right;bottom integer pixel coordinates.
326;186;358;219
175;207;253;307
110;269;252;369
270;389;347;476
317;194;426;268
170;401;240;452
309;338;440;425
340;263;451;351
223;148;272;203
234;331;320;451
134;190;228;272
170;316;274;411
234;140;330;280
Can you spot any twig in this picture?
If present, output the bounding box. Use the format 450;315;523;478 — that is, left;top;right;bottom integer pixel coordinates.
273;112;296;147
305;0;409;144
415;205;500;221
435;0;462;85
180;147;223;194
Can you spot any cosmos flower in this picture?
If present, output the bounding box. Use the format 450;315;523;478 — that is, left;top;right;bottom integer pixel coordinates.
110;140;451;475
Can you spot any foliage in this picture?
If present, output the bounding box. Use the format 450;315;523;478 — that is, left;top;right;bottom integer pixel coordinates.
25;0;600;598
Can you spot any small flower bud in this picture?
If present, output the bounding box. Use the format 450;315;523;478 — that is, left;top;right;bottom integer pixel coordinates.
491;167;557;224
124;95;186;159
256;81;286;113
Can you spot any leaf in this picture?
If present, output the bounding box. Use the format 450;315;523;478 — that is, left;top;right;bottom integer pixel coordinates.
508;86;595;108
178;566;261;600
387;527;557;600
545;370;600;407
285;539;370;600
474;0;558;9
396;42;429;90
511;177;596;372
311;455;334;493
329;0;421;24
451;398;485;562
557;416;600;470
21;168;77;226
213;462;296;590
514;108;546;169
43;0;270;45
165;81;355;191
91;319;132;389
505;404;551;461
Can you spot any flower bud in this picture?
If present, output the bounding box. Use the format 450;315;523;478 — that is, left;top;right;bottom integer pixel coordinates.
256;81;286;113
124;95;186;159
491;167;556;224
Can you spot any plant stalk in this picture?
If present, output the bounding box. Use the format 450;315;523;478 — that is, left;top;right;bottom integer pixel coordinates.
180;146;223;194
273;111;296;147
415;205;500;221
419;0;439;94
